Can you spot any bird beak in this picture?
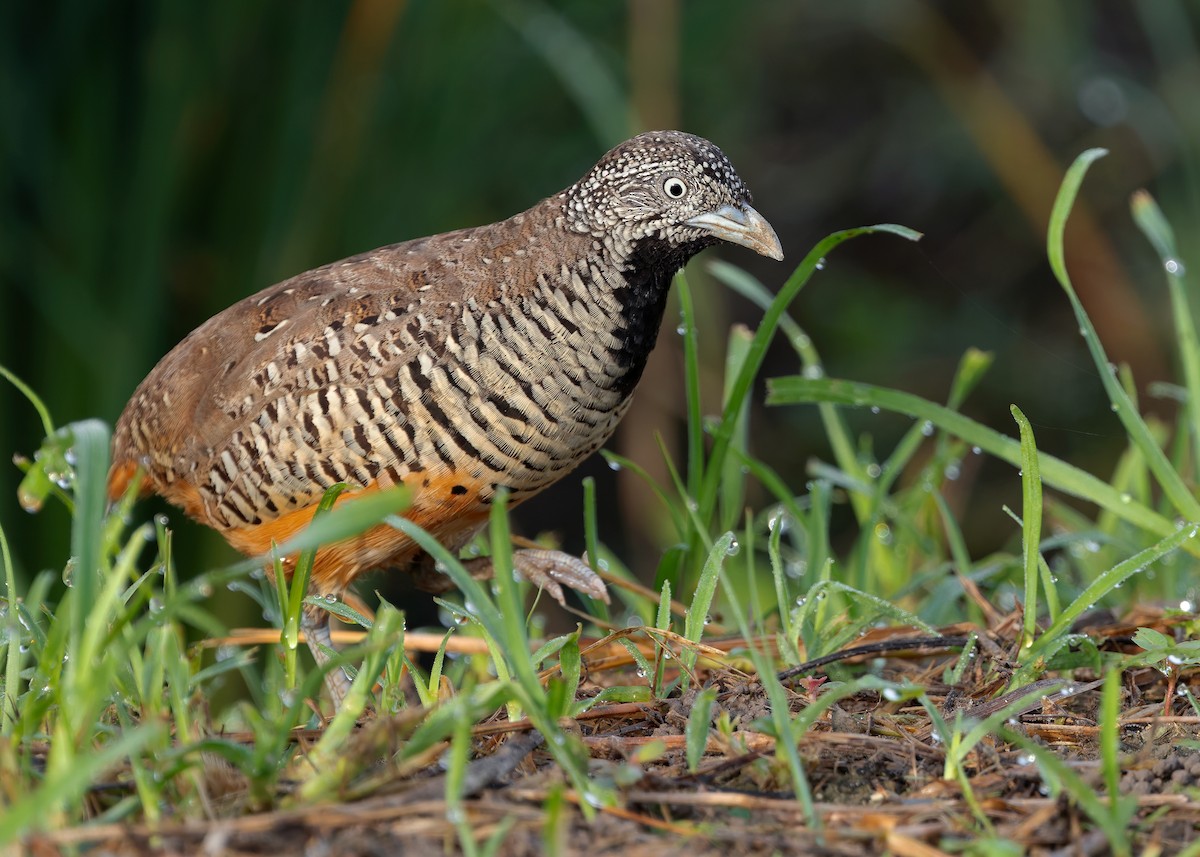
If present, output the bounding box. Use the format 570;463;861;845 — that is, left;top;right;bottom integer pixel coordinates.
686;203;784;261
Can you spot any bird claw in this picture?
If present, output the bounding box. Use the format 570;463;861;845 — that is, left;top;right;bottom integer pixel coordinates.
461;548;609;605
511;548;610;605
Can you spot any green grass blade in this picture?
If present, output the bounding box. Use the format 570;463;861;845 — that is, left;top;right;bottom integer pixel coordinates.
709;259;871;521
236;485;411;572
685;687;717;773
0;522;20;737
0;364;56;437
697;224;922;528
677;272;705;499
1023;524;1196;670
719;325;754;532
65;420;111;653
1012;406;1044;651
0;724;166;843
1131;189;1200;471
766;377;1195;552
680;532;733;673
1048;149;1200;521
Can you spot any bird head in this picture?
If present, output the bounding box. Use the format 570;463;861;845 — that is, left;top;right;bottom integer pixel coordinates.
564;130;784;262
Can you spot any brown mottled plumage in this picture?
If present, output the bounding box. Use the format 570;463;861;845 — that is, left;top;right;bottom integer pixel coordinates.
109;131;782;701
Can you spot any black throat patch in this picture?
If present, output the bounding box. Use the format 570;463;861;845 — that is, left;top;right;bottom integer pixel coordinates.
606;235;715;397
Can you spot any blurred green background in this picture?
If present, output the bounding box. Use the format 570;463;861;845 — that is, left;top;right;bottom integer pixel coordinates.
3;1;1199;599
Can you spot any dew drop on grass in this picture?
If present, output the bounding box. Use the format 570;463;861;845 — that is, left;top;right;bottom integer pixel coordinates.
726;537;741;557
972;446;982;455
944;462;961;480
1120;493;1132;504
870;406;881;414
866;463;881;479
675;324;688;336
1165;258;1186;276
882;687;901;702
920;421;934;437
608;459;622;471
155;514;169;527
815;257;827;271
1017;754;1035;766
1181;600;1194;612
803;364;824;380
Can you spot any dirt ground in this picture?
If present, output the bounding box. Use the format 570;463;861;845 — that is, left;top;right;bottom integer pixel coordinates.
26;609;1200;856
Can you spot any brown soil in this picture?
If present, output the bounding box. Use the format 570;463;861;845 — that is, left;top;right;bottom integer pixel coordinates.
25;608;1200;856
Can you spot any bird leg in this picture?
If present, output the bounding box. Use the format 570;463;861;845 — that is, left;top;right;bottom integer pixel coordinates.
302;602;352;708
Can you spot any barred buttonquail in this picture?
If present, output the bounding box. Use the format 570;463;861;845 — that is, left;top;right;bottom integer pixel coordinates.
108;130;783;701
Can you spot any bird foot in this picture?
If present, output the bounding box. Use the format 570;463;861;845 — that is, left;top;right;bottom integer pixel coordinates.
464;548;610;606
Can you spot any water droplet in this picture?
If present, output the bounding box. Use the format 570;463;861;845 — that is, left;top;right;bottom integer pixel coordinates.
874;522;892;544
1111;403;1120;413
1181;600;1193;612
971;446;982;455
795;596;807;607
815;257;827;271
636;667;647;678
1017;754;1035;766
155;514;169;526
803;365;824;380
882;688;901;702
17;489;42;513
675;324;688;336
1167;654;1184;666
866;463;881;479
608;459;622;471
920;421;934;437
944;463;961;481
1120;493;1132;504
870;406;880;415
1165;258;1186;276
725;537;740;556
63;449;78;466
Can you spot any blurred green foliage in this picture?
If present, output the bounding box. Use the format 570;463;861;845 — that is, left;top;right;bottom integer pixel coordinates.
2;1;1199;597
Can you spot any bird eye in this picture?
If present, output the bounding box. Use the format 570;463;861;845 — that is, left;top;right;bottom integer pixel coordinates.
663;177;687;199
